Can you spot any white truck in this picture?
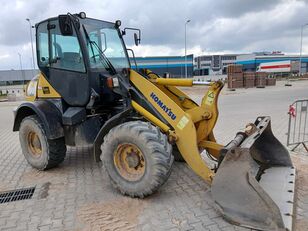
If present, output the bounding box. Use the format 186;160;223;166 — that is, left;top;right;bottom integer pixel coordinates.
257;60;299;73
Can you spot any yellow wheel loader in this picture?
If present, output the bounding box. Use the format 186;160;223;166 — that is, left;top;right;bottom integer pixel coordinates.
13;12;295;230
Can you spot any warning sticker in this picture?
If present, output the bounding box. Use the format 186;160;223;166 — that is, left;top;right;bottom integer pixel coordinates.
177;116;189;130
205;91;215;105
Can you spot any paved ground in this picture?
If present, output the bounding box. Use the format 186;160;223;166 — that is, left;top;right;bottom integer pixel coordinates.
0;80;307;231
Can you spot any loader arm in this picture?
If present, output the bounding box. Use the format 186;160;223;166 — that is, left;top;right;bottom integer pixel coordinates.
130;69;224;182
129;69;295;230
144;69;224;158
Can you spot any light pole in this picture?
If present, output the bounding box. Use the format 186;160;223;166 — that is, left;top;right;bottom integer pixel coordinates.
26;18;35;73
185;19;191;78
299;23;308;76
18;53;24;85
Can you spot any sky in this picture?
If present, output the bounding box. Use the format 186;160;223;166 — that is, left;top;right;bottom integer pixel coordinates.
0;0;308;70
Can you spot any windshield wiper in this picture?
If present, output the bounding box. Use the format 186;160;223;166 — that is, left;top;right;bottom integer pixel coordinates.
82;25;117;75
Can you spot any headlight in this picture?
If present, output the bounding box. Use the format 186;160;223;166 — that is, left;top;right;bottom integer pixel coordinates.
26;80;38;96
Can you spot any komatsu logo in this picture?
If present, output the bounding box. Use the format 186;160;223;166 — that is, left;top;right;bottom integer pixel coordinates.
150;92;177;120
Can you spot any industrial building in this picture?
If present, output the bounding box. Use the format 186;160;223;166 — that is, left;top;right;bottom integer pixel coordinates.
132;55;194;78
193;52;308;75
194;54;238;75
236;52;308;73
0;69;39;86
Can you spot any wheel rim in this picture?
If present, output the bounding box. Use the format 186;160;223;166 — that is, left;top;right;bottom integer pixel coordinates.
27;131;42;157
114;143;145;181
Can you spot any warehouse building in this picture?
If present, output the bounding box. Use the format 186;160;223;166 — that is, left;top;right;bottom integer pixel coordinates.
194;54;238;75
0;69;39;86
236;52;308;73
132;55;194;78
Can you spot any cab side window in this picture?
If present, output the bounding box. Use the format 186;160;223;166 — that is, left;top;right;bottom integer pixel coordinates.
49;20;86;73
36;19;86;73
37;22;49;68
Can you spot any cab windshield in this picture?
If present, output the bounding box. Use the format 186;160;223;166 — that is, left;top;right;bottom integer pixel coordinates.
81;18;130;71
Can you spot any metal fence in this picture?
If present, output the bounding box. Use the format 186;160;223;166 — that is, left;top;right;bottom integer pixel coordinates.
287;99;308;151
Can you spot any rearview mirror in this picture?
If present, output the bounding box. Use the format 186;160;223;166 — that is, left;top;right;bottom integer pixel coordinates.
58;15;73;36
122;27;141;46
134;33;140;46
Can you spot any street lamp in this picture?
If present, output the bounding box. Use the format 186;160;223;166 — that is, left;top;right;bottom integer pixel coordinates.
299;23;308;75
26;18;35;73
18;53;24;85
185;19;191;78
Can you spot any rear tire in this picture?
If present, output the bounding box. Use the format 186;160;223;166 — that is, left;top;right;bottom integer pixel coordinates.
101;121;173;198
19;115;66;170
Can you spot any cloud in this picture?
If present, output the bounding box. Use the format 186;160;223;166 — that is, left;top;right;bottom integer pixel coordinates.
0;0;307;70
193;0;307;53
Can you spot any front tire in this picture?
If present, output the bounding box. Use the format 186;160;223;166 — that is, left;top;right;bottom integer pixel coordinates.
19;115;66;170
101;121;173;198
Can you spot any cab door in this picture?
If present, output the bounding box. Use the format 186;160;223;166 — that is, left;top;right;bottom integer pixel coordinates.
36;19;89;106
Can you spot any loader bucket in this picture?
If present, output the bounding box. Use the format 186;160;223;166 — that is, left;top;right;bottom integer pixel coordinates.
211;116;295;231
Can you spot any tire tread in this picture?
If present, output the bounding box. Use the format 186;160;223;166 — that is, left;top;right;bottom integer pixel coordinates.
20;115;66;170
101;121;173;198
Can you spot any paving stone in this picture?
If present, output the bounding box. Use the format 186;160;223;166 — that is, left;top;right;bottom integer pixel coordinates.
183;213;201;225
51;219;63;228
140;223;155;231
212;217;236;228
1;228;21;231
38;225;51;231
39;217;53;226
198;215;216;226
27;223;39;231
0;218;6;227
206;224;224;231
4;219;18;229
190;221;207;231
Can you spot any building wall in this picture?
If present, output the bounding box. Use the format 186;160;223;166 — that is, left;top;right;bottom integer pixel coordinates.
194;54;238;75
0;85;25;95
0;69;39;86
132;55;193;78
236;54;308;72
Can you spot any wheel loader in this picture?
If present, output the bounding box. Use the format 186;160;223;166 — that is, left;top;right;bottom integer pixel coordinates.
13;12;296;230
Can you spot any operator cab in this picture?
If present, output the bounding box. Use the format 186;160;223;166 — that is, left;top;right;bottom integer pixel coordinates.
35;12;138;109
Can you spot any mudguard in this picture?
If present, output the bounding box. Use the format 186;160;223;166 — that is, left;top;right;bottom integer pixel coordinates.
13;100;64;139
211;116;295;231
